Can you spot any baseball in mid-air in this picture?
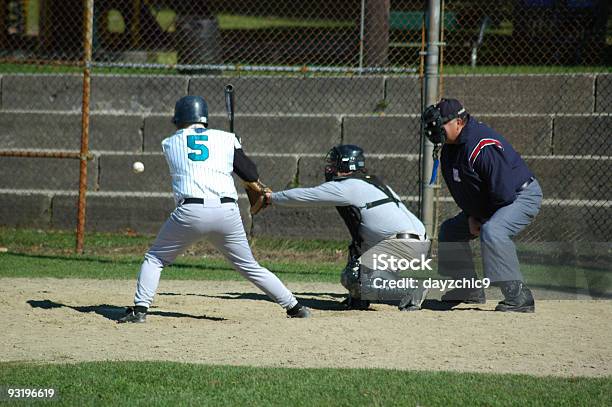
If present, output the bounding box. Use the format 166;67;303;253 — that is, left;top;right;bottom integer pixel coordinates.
132;161;145;173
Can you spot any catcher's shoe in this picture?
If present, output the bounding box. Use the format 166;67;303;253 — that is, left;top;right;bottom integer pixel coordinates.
440;287;486;304
399;286;429;311
118;307;147;323
495;281;535;313
341;295;371;310
287;304;311;318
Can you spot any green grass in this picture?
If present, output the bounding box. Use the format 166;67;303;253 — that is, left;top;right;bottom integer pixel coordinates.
0;227;346;254
0;361;609;407
0;227;343;283
442;65;612;74
0;252;340;283
217;13;354;30
0;63;181;75
106;10;354;33
1;227;609;296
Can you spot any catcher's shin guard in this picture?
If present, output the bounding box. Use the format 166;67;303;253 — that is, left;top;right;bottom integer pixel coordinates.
398;286;429;311
340;257;361;298
341;295;371;310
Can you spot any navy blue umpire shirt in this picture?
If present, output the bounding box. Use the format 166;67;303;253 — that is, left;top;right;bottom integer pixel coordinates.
441;116;534;220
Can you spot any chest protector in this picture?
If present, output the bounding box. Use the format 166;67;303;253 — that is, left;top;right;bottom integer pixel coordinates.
334;174;399;257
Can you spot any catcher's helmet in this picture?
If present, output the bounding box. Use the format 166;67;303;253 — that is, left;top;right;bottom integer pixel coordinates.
172;95;208;127
325;144;366;181
422;98;467;145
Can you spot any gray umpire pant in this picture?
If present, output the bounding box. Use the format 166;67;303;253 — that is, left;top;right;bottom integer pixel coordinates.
133;202;298;310
438;180;543;284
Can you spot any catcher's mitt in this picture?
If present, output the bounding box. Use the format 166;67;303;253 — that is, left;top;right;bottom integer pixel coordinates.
243;180;272;215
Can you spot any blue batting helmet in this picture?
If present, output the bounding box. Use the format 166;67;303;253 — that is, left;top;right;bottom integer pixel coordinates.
172;96;208;127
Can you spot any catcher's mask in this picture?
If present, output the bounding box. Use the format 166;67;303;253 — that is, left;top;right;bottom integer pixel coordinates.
172;95;209;127
324;144;366;181
421;98;467;145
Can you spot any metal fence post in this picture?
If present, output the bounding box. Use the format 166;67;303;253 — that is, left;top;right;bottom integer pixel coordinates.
76;0;94;254
358;0;365;72
420;0;442;237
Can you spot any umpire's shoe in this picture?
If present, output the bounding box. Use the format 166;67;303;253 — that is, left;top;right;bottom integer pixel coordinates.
287;303;311;318
495;281;535;313
118;306;147;323
441;287;486;304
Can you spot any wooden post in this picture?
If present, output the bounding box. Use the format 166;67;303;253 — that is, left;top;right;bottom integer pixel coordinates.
75;0;93;254
363;0;390;67
0;2;6;49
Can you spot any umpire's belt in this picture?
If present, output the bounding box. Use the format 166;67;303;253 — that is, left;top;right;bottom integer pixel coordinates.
181;197;236;205
396;232;427;241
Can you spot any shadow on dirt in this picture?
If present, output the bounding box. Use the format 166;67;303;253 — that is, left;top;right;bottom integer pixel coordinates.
26;299;226;322
159;291;348;311
157;292;493;312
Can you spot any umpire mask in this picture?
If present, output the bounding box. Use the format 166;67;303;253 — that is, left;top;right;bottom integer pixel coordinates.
421;104;446;145
422;98;468;145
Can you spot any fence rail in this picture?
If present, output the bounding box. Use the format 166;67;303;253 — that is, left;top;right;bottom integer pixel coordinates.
0;0;610;253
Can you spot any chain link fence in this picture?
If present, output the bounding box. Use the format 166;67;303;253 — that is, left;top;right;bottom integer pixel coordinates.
1;0;426;245
0;1;610;273
0;0;94;250
434;0;611;244
434;0;611;295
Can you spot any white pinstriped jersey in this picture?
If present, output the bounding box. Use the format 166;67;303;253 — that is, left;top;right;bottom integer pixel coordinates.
161;124;241;204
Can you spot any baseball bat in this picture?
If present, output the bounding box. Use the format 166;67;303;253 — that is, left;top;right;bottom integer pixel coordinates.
224;84;235;133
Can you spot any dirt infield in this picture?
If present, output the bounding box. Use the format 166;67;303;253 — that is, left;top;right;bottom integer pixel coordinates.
1;277;610;377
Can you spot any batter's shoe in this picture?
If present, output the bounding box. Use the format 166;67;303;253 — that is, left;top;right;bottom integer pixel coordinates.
341;295;371;310
118;306;147;323
287;304;311;318
399;286;429;311
495;281;535;313
440;287;486;304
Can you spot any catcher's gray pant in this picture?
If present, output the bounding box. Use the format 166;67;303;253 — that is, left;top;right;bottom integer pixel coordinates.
133;202;298;310
342;237;431;301
438;180;543;284
360;237;431;301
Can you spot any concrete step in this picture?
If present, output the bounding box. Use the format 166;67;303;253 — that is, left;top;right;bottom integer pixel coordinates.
2;111;609;160
2;74;609;115
0;191;607;242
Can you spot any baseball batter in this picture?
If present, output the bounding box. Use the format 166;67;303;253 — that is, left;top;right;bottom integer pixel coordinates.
119;95;310;323
264;145;431;310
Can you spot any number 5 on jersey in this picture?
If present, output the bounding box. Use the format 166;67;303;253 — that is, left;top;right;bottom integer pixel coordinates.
187;135;209;161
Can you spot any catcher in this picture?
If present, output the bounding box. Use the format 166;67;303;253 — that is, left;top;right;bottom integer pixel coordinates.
119;95;310;323
256;144;431;310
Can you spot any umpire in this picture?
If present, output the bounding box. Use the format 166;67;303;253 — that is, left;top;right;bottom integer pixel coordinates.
423;98;543;313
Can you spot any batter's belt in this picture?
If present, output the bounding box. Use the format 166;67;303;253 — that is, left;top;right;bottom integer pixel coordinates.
181;197;236;205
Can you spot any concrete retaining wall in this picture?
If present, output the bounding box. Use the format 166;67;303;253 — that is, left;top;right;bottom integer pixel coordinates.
1;74;610;241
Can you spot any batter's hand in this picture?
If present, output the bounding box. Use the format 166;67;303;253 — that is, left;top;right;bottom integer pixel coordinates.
468;216;481;237
243;180;272;215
